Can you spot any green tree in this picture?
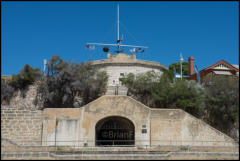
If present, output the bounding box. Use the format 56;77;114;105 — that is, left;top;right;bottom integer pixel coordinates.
163;62;189;82
121;70;239;140
9;64;42;89
169;62;189;76
35;55;108;108
120;70;160;106
203;75;239;139
120;70;205;117
1;80;14;105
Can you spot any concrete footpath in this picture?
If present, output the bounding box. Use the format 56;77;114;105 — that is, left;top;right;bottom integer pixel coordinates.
1;151;239;160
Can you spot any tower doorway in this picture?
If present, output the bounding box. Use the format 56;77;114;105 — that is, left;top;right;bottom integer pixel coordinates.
95;116;135;146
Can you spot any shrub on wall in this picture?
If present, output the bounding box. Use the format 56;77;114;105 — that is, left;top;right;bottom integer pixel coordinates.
203;75;239;140
1;80;14;105
9;64;42;90
120;70;205;117
120;71;239;141
35;55;108;108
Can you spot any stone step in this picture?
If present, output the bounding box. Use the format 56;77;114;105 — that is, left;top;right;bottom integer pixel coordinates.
54;151;168;155
51;152;169;160
49;151;240;160
2;151;238;160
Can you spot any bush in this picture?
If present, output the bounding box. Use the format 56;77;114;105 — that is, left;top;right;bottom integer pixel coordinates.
120;70;205;117
1;80;14;105
35;55;108;108
9;64;42;90
120;71;239;141
203;75;239;138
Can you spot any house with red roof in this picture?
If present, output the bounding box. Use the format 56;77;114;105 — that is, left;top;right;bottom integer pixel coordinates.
188;57;239;82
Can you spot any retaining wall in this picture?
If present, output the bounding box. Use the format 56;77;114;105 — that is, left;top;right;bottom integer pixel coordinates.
1;106;43;146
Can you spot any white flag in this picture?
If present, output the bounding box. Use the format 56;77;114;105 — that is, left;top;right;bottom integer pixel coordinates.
130;48;136;53
90;46;95;50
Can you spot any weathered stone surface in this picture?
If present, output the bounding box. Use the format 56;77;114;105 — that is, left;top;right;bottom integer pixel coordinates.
9;83;40;110
1;107;42;146
41;95;237;147
1;95;238;149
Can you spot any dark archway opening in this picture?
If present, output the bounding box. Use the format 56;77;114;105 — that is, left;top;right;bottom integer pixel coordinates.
95;116;135;146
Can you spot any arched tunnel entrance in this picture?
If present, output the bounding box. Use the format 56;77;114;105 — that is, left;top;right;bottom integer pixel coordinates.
95;116;135;146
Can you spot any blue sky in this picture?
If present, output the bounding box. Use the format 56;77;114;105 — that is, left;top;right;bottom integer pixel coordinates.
1;1;239;75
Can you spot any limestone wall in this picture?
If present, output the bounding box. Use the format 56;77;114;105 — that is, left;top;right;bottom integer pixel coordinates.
41;96;237;147
150;109;237;146
1;95;238;148
91;53;166;87
1;106;43;146
180;111;236;146
99;65;162;86
42;96;151;147
42;108;81;146
150;109;184;146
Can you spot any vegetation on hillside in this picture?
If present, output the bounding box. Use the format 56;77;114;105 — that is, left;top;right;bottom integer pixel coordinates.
1;64;42;102
1;57;238;141
9;64;42;90
1;56;108;108
1;80;14;105
169;62;189;76
202;75;239;139
119;70;239;141
120;70;205;117
35;55;108;108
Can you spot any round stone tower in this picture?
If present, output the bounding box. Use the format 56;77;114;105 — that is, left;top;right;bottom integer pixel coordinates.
90;52;168;95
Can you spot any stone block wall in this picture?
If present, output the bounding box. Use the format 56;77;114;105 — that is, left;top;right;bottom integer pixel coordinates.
1;106;43;146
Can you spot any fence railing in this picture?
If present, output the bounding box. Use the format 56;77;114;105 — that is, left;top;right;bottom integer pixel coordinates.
1;138;238;148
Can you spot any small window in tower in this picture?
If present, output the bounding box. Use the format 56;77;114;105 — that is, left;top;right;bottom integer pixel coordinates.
120;73;124;76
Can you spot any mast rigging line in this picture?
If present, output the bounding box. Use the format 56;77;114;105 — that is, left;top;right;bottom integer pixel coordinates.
119;21;140;45
86;43;148;49
102;23;117;43
86;4;148;53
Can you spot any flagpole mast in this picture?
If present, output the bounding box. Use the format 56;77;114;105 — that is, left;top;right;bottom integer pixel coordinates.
117;4;119;42
117;4;120;51
86;4;148;54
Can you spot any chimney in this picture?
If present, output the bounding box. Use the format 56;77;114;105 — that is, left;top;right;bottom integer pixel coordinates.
188;56;194;76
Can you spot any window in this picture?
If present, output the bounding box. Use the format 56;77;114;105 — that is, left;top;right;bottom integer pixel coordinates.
142;125;147;134
120;73;124;76
142;129;147;134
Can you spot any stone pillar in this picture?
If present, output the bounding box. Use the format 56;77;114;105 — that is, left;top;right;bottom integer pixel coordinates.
188;56;194;76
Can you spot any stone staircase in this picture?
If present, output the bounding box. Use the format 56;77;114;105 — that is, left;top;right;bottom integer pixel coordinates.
106;86;128;95
51;150;169;160
1;139;239;160
2;150;238;160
